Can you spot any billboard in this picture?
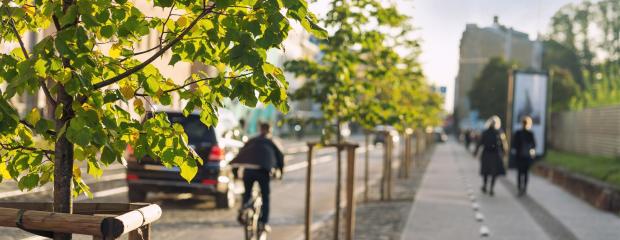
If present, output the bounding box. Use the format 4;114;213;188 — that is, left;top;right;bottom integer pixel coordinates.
511;71;548;157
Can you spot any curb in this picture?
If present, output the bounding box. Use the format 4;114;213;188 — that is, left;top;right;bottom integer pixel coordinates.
533;163;620;214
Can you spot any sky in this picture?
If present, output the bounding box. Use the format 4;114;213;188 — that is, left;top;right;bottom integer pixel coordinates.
404;0;583;111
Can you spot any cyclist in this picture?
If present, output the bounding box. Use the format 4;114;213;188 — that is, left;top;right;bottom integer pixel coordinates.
231;123;284;232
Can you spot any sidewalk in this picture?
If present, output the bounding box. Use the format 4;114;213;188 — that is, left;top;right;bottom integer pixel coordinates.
401;141;620;240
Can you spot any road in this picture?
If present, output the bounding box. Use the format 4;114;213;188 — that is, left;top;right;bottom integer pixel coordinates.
0;136;390;240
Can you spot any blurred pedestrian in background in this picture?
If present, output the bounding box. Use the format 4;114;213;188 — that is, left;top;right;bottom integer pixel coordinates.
474;116;508;196
464;129;472;151
511;116;536;196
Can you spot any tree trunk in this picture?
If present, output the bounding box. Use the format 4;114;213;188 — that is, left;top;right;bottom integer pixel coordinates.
53;85;74;240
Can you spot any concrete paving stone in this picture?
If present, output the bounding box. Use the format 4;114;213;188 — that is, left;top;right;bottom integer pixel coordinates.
401;143;479;240
402;141;557;240
504;169;620;240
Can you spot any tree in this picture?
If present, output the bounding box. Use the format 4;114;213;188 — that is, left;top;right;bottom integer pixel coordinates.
543;40;584;88
546;0;620;109
0;0;325;238
549;67;580;112
285;0;439;137
283;1;441;236
468;57;511;125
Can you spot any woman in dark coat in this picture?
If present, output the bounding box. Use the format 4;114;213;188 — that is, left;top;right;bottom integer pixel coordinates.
511;116;536;196
474;116;507;196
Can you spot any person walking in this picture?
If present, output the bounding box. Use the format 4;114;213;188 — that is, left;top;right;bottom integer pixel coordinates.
464;129;472;151
474;116;507;196
511;116;536;196
231;123;284;232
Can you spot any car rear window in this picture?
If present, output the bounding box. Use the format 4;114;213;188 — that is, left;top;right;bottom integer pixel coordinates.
165;112;217;145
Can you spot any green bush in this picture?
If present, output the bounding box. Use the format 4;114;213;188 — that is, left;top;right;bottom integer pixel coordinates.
543;150;620;189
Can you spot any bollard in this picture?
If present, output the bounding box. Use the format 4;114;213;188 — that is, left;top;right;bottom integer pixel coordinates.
304;143;315;240
344;145;358;240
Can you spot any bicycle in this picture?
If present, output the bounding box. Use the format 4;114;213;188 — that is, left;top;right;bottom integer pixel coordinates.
239;184;267;240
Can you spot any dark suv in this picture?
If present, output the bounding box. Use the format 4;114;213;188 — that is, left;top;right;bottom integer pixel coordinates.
125;110;244;208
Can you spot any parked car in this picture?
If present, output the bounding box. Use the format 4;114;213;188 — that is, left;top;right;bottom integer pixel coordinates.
125;109;244;208
373;125;400;145
433;127;448;142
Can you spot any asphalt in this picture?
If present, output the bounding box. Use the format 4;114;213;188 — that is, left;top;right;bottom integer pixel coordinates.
0;135;388;240
401;140;620;240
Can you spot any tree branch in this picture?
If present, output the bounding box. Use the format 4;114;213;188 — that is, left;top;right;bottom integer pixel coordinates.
160;3;176;52
93;4;217;90
5;8;58;106
5;9;29;58
134;72;254;96
118;41;167;63
40;78;58;107
0;142;55;155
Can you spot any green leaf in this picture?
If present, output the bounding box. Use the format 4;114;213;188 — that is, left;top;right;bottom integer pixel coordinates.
87;159;103;178
159;93;172;105
96;9;110;23
34;59;47;78
144;77;160;93
154;0;174;8
66;119;92;147
35;119;54;135
55;103;64;119
177;157;197;182
60;5;78;27
0;162;11;180
100;25;115;38
100;146;116;165
168;54;181;65
18;174;40;191
26;108;41;126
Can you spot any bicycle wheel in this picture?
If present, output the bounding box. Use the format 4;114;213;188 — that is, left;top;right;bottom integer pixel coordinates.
244;208;255;240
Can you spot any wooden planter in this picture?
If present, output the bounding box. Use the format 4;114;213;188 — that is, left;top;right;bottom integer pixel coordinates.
0;202;162;240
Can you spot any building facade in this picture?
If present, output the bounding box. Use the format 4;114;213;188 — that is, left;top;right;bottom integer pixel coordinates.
454;16;543;129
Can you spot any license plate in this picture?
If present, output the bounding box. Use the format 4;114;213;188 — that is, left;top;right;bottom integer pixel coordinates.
143;165;180;172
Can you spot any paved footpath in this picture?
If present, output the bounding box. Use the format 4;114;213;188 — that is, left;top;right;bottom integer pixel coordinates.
401;140;620;240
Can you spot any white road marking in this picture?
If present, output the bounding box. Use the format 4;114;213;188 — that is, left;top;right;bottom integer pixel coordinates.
472;202;480;211
76;186;129;201
283;155;332;172
0;173;126;199
475;212;485;222
20;236;46;240
480;225;490;237
283;146;368;172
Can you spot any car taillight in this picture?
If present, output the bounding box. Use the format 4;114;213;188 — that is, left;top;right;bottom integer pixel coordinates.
125;145;136;161
208;145;223;161
126;174;139;181
201;179;217;185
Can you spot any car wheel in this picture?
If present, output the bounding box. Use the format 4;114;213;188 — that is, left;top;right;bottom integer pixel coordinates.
215;182;236;209
128;189;147;202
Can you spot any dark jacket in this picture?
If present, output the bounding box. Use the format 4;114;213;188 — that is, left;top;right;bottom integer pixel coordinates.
475;128;507;176
511;129;536;168
231;135;284;171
